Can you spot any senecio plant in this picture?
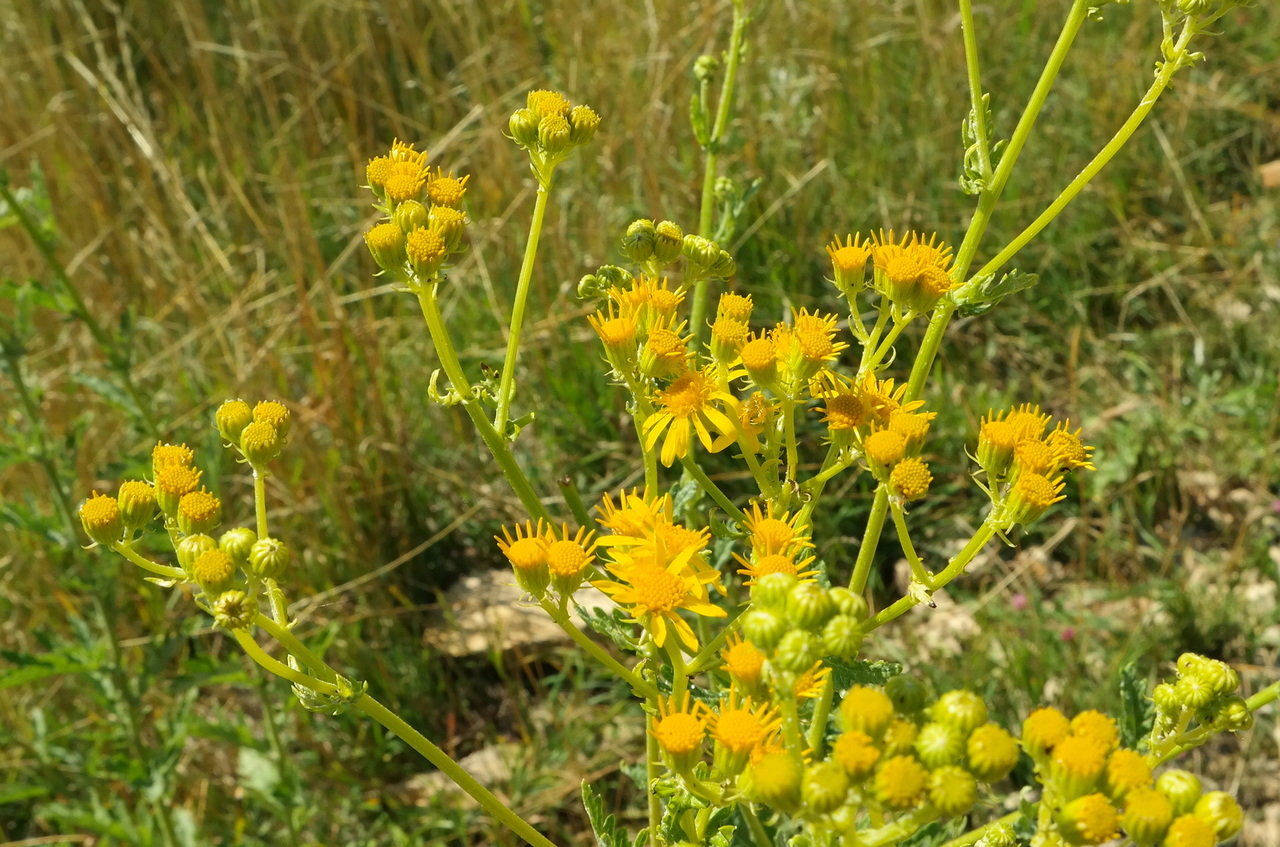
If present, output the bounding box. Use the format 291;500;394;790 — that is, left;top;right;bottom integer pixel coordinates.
78;0;1272;845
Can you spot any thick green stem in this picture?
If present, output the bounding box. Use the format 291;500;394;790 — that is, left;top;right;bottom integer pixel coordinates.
689;0;748;347
806;676;836;757
253;470;269;540
863;806;942;847
415;288;552;523
557;476;593;529
849;487;890;594
959;0;993;183
540;599;660;700
742;805;772;847
115;543;187;582
354;694;563;847
646;711;663;837
891;501;933;587
495;184;552;434
255;615;339;683
864;521;998;632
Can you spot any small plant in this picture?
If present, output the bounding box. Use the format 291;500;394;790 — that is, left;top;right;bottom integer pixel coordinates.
79;0;1271;844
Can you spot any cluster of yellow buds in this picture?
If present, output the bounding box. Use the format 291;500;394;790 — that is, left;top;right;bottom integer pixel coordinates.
363;139;470;283
1023;703;1244;846
826;231;959;316
507;89;599;185
618;218;736;282
77;400;294;630
1152;653;1253;739
495;519;598;602
975;404;1095;526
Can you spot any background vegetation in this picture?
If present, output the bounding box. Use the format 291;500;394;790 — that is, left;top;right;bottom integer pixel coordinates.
1;0;1277;844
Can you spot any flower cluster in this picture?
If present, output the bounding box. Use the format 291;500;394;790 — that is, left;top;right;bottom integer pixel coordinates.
508;89;599;184
975;404;1095;526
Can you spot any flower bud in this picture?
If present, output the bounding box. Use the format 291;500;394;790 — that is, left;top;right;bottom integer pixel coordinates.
1216;695;1253;731
874;755;928;809
405;225;448;279
249;536;291;581
744;752;802;813
365;221;407;272
772;630;820;674
252;401;290;441
218;527;258;567
802;760;849;815
682;234;722;272
652;221;684;266
693;54;718;83
1161;814;1217;847
974;823;1017;847
537;113;572;157
155;465;201;517
1197;659;1239;699
885;675;928;715
967;723;1020;782
215;400;254;445
1022;706;1071;757
116;481;157;534
882;717;919;757
786;581;835;631
752;571;799;610
1102;748;1152;802
929;765;978;817
1154;770;1202;816
840;686;895;740
915;721;966;769
1152;682;1180;714
827;586;869;621
429;205;467;254
1051;735;1109;800
212;589;259;630
1058;793;1119;846
1121;788;1174;846
508;108;539;149
193;549;237;593
621;219;656;264
568;105;600;146
1193;791;1243;842
80;492;123;547
1176;653;1205;675
932;689;988;735
177;534;218;575
240;421;282;465
393;199;429;233
821;614;863;659
1173;675;1215;710
177;488;222;536
832;731;880;780
740;608;788;652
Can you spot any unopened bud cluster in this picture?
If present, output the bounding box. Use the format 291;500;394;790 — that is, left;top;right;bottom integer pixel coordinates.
1153;653;1252;738
508;89;599;185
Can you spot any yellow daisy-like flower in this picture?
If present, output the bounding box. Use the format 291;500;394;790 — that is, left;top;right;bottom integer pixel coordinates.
496;520;550;596
425;170;469;208
794;661;833;700
1006;471;1066;525
791;308;848;366
155;464;203;516
651;692;708;772
643;367;737;467
1161;816;1216;847
152;441;195;477
874;755;929;809
595;488;671;538
587;300;639;366
890;457;932;500
734;550;819;586
710;694;782;776
864;429;907;467
1052;734;1110;799
709;316;749;364
743;501;814;558
735;391;773;453
1005;403;1052;442
1102;748;1152;801
388;138;428;165
384;160;428;204
887;408;934;453
1047;421;1097;471
592;545;726;649
253;401;290;437
177;488;222;536
80;492;123;547
366;155;393;189
872;229;953;271
527;89;572;119
543;523;598;594
640;318;692;379
977;412;1020;478
1070;710;1120;752
1059;793;1120;846
826;233;873;292
1013;438;1063;477
819;385;869;432
858;375;926;424
737;331;779;387
722;634;767;696
833;730;881;779
716;291;754;322
1023;706;1072;755
840;685;895;740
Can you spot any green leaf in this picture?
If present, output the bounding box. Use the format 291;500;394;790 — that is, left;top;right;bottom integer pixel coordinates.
576;603;639;653
582;779;631;847
0;647;100;690
826;657;902;691
1118;662;1156;749
0;784;49;804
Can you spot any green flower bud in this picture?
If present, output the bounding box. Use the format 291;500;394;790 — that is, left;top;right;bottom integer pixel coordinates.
212;589;259;630
752;571;799;611
249;536;291;580
709;248;737;279
240;420;282;465
1176;653;1205;676
537;113;572;156
508;108;539;149
914;721;966;769
886;675;928;715
1121;788;1174;846
1155;769;1202;816
772;630;821;674
802;760;849;815
80;492;124;547
568;105;600;145
1197;659;1239;698
967;723;1020;783
786;581;835;631
1174;675;1214;710
1057;792;1120;846
177;534;218;575
653;220;684;266
1152;682;1180;714
193;549;237;593
744;752;802;813
1193;791;1243;842
393;199;429;233
364;221;407;272
821;614;863;659
116;480;157;534
215;400;254;445
932;689;988;735
827;586;870;621
682;234;721;269
1217;695;1253;731
621;219;657;264
973;823;1017;847
740;608;788;652
218;527;258;567
929;765;978;817
693;54;719;84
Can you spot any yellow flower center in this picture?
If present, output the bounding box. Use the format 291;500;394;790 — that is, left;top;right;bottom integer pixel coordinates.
595;316;637;347
796;327;835;363
717;292;753;322
864;430;907;465
406;227;447;263
1066;794;1120;844
884;254;926;287
503;537;546;571
240;421;279;453
527;89;572;117
632;563;686;614
1162;816;1216;847
253;401;289;429
723;641;765;682
1052;735;1109;779
546;539;591;578
1105;748;1152;794
1023;707;1071;751
714;708;767;753
194;549;236;586
1071;710;1120;751
833;731;880;777
918;265;954;297
649;289;681;316
152;442;194;470
980;420;1018;451
1006;406;1049;441
875;755;928;808
751;518;796;554
739;337;776;373
178;490;220;525
653;712;704;755
385;170;427;203
655;371;714;418
710;317;749;347
156;465;202;497
1013;472;1058;509
840;686;895;738
890;458;932;498
427;175;468;207
829;244;871;275
654;522;706;556
1015;439;1060;475
366;156;392;187
822;393;867;430
646;328;688;363
80;494;120;530
888;409;930;443
904;238;952;269
751;554;798;578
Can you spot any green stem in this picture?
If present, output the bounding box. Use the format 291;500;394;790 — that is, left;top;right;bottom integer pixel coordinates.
495;184;552;435
0;183;158;437
646;711;663;837
624;373;660;493
679;455;748;527
782;398;800;493
557;476;593;530
539;599;660;700
890;501;934;588
905;0;1090;403
940;811;1020;847
667;641;689;701
353;694;563;847
959;0;993;183
253;469;269;540
865;313;914;373
857;305;892;377
688;611;739;673
779;693;805;759
864;521;998;632
968;23;1195;285
742;804;772;847
235;629;339;695
415;288;552;523
689;0;748;348
255;615;339;683
1246;679;1280;714
849;487;890;594
862;806;941;847
114;543;187;582
806;676;836;757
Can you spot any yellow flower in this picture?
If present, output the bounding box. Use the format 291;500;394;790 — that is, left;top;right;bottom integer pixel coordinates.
177;488;222;536
652;692;708;773
890;458;932;501
864;429;907;467
717;291;754;322
384;160;428;204
592;544;726;649
543;523;598;595
791;308;848;366
858;375;926;424
406;226;448;277
425;170;469;208
871;230;955;311
151;442;194;478
643;367;737;467
1071;710;1120;752
874;755;929;809
737;332;779;389
587;301;639;369
595;488;671;538
80;492;123;547
734;550;819;586
1052;734;1110;799
710;693;782;776
734;391;773;453
1047;421;1096;471
794;661;832;699
826;234;872;294
155;464;202;516
1059;793;1120;846
721;634;767;697
639;318;691;379
496;520;550;597
977;411;1020;478
1014;438;1063;477
709;316;749;364
253;401;290;439
1023;706;1072;755
833;730;881;779
743;502;813;558
1006;471;1066;525
840;686;895;740
527;89;572;119
1103;748;1152;801
888;408;934;453
1005;403;1052;442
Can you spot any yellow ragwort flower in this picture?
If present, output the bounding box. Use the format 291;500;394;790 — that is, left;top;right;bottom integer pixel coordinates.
425;170;469;208
152;442;195;476
384;160;428;204
858;375;926;425
721;634;767;696
890;457;932;500
711;693;782;776
1006;471;1066;525
592;544;726;649
734;550;819;586
651;692;707;772
1047;421;1097;471
527;89;572;119
833;730;881;779
496;520;550;596
743;501;814;558
874;755;929;809
80;492;123;546
543;523;598;594
826;233;872;292
1023;706;1072;755
595;488;671;539
639;318;692;379
717;291;754;323
1059;793;1120;846
794;661;833;700
1071;710;1120;752
643;367;737;467
1005;403;1052;442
